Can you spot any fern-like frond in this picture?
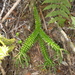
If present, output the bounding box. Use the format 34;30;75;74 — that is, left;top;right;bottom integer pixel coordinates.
39;29;64;63
39;36;54;67
15;34;38;67
43;0;71;25
55;17;66;25
43;0;61;4
16;4;67;68
46;10;69;18
33;6;41;29
16;52;30;67
20;29;38;53
43;4;60;10
69;0;73;2
42;0;51;4
39;29;61;51
60;5;70;14
48;16;66;25
62;0;71;8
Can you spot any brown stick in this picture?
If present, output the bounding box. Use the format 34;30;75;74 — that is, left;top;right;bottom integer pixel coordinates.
1;0;21;23
0;62;6;75
50;24;75;53
57;25;75;53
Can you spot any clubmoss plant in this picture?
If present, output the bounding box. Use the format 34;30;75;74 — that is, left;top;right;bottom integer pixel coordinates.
15;5;67;68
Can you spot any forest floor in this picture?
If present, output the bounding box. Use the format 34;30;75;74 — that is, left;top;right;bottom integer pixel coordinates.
0;0;75;75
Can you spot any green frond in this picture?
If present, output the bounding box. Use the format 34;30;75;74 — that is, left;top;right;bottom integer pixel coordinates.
43;0;61;4
39;37;54;67
62;0;71;8
48;16;66;25
55;17;66;26
46;10;69;18
60;10;69;18
20;29;39;53
48;18;56;24
16;4;68;68
15;4;41;67
39;29;61;51
46;10;60;17
33;6;41;29
43;4;60;10
19;6;41;53
16;30;39;66
39;29;64;63
15;52;30;67
69;0;73;2
54;16;66;25
42;0;51;4
60;5;70;14
39;29;64;65
43;0;71;26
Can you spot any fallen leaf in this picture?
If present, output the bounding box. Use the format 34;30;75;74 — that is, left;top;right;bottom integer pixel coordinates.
24;72;31;75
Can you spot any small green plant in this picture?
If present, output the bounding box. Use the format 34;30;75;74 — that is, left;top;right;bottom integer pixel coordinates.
0;34;15;61
71;16;75;27
0;34;15;75
16;32;20;37
16;32;23;44
17;40;22;44
43;0;72;26
15;5;67;68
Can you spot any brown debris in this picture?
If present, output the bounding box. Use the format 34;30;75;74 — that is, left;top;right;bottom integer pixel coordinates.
0;0;75;75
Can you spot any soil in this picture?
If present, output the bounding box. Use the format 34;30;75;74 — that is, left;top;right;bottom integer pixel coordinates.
0;0;75;75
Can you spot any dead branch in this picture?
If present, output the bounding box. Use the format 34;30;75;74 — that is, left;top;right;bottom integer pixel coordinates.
1;0;21;23
0;62;6;75
39;7;47;31
50;24;75;54
58;25;75;53
0;0;7;20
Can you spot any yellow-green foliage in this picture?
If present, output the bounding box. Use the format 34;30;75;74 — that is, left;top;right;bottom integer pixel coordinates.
0;35;15;46
43;0;71;26
0;34;15;60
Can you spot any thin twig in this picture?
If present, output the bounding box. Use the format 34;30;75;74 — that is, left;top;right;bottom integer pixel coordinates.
1;0;21;23
0;62;6;75
0;0;7;20
39;7;47;31
57;24;75;53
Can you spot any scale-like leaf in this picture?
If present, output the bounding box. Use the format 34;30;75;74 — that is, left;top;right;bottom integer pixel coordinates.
39;37;54;67
20;29;39;53
39;29;64;63
33;6;41;29
16;4;67;68
39;29;61;51
16;34;39;67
